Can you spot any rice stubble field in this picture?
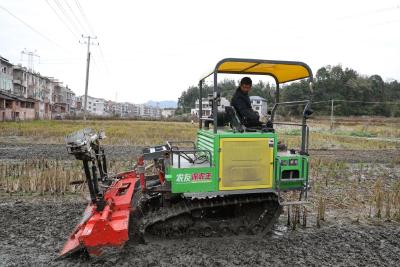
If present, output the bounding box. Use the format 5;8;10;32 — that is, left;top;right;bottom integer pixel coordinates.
0;118;400;266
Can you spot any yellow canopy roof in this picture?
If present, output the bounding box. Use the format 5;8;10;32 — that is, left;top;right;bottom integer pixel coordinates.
202;58;313;84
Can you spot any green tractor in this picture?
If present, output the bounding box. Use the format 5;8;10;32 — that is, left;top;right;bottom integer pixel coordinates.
61;58;314;257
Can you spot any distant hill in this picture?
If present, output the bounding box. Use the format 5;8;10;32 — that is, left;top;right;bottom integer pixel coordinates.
145;100;177;108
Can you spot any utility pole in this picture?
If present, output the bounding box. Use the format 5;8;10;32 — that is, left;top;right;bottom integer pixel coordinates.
80;35;98;120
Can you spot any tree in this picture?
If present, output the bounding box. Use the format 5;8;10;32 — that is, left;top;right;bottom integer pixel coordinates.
177;65;400;117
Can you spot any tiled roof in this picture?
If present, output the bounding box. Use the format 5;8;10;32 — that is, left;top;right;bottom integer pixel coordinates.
250;95;266;101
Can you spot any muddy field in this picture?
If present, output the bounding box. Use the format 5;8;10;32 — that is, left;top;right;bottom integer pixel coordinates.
1;143;400;266
0;143;142;161
0;197;399;267
1;142;399;163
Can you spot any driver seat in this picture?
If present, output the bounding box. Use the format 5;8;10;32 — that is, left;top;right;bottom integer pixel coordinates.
225;106;245;132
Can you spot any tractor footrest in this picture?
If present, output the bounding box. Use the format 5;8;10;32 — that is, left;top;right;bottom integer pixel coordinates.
279;178;306;182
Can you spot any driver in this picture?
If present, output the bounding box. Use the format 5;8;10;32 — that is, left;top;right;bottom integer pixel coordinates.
231;77;262;127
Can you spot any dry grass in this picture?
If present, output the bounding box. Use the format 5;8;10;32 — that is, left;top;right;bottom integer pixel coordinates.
0;159;133;195
309;158;400;224
0;160;83;195
277;117;400;150
1;117;399;150
0;120;197;146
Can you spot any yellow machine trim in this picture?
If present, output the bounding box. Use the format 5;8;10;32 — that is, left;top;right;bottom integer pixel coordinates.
219;138;273;190
216;61;309;83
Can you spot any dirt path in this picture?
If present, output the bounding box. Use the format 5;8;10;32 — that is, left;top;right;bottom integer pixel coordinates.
0;143;142;160
1;142;398;163
0;197;399;266
308;149;399;163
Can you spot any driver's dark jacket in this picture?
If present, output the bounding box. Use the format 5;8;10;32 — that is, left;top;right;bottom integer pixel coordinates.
231;88;260;127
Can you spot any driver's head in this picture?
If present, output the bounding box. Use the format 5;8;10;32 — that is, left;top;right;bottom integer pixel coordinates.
240;77;252;93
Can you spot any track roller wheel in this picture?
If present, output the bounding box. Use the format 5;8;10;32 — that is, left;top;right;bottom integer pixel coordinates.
250;223;263;235
188;227;198;237
201;226;213;237
235;225;247;235
170;227;182;238
218;224;232;237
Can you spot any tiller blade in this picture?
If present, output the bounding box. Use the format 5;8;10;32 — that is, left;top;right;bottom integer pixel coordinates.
60;171;137;257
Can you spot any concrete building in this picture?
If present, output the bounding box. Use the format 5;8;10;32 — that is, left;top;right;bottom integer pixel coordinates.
0;90;35;121
138;104;161;118
1;57;36;121
66;87;77;114
191;97;230;117
12;65;28;98
31;74;54;119
78;95;107;116
12;65;54;119
0;56;13;93
161;108;176;118
1;54;78;120
129;103;140;117
250;96;268;117
3;53;165;121
103;101;160;118
52;84;76;117
120;102;130;117
105;101;124;117
123;103;140;117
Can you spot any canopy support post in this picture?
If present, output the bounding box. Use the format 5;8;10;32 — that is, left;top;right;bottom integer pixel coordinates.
213;72;218;134
275;83;280;104
199;80;203;129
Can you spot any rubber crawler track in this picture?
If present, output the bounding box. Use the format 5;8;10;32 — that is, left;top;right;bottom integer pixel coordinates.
130;193;283;240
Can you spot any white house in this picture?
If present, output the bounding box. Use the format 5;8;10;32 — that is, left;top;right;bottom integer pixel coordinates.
161;108;176;118
250;96;268;117
191;97;230;117
81;95;107;116
138;104;161;118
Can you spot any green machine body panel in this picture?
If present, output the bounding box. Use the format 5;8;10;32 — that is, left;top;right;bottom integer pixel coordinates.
165;128;309;194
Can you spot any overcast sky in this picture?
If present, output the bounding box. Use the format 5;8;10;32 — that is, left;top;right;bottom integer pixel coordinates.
1;0;399;103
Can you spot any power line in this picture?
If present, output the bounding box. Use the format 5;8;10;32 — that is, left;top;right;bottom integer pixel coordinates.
53;0;81;35
44;0;79;39
73;1;107;70
333;100;400;104
73;0;113;98
98;44;111;74
63;0;88;34
74;1;112;93
0;4;68;51
74;0;95;35
312;100;400;105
